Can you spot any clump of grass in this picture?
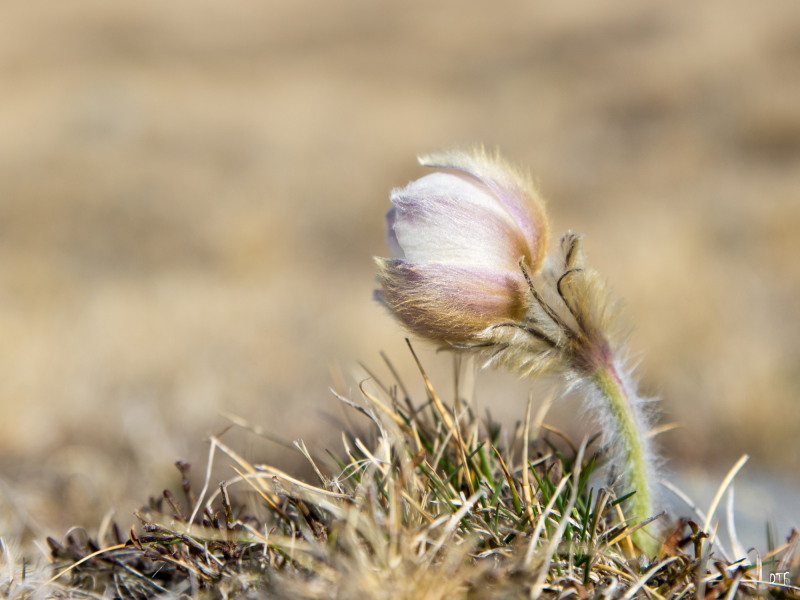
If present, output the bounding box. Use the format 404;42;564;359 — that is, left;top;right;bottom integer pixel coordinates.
10;347;800;599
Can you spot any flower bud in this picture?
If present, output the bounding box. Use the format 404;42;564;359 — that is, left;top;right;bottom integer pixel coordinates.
375;149;549;344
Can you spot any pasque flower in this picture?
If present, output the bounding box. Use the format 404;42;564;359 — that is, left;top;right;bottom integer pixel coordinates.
375;149;548;344
375;149;663;556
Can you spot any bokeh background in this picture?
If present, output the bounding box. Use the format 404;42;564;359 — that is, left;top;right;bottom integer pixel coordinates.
1;1;798;542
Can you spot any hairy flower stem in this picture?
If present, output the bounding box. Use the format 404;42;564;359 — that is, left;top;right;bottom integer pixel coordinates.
591;363;658;556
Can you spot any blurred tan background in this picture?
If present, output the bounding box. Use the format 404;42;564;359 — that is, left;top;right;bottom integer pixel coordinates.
1;1;798;537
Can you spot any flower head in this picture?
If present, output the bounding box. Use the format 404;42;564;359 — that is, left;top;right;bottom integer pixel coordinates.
375;149;548;344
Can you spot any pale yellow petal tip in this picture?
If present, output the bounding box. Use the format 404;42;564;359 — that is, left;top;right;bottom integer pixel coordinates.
417;146;484;168
373;255;390;270
417;146;501;174
418;147;543;206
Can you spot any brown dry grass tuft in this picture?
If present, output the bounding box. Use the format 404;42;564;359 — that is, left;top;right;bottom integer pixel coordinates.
5;352;795;599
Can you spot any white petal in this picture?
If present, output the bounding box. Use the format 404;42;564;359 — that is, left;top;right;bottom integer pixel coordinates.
419;149;548;271
390;172;527;271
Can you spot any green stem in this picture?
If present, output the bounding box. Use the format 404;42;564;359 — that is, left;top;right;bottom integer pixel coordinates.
591;364;658;556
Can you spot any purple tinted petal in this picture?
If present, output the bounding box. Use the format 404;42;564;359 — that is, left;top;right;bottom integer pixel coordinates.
375;258;527;342
385;207;405;259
